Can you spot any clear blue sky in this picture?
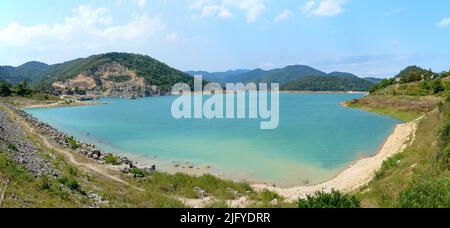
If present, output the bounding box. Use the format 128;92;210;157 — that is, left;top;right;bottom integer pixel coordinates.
0;0;449;78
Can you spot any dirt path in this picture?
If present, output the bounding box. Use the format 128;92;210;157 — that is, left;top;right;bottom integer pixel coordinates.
6;107;144;192
38;133;144;192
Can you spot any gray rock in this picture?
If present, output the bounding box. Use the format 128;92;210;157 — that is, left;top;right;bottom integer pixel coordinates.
193;187;208;198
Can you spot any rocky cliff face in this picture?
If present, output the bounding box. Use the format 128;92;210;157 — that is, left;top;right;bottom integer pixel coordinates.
52;62;162;98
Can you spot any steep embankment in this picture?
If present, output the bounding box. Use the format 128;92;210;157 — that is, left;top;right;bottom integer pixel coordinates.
33;53;195;98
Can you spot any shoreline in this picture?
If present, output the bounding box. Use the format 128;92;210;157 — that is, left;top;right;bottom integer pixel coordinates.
16;96;418;201
22;100;108;109
252;117;420;201
281;90;369;95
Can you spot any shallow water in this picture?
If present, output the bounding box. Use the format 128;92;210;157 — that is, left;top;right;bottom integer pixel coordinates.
26;93;400;187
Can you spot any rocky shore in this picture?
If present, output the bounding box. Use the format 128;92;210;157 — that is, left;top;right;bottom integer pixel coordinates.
0;105;57;177
1;103;157;178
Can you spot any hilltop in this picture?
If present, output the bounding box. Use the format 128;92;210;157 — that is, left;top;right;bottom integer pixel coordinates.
29;53;195;98
0;62;50;84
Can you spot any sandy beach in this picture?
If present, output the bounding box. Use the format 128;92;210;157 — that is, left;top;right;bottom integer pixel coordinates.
252;118;420;202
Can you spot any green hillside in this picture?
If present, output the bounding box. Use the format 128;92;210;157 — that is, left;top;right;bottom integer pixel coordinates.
33;53;194;92
345;66;450;208
282;75;373;91
0;62;50;84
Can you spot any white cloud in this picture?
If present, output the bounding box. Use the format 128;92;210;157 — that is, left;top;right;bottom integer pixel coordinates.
300;0;316;14
385;6;406;16
438;18;450;28
200;4;234;19
389;39;400;47
166;32;180;42
274;10;292;23
116;0;147;8
190;0;265;23
301;0;349;17
0;5;165;48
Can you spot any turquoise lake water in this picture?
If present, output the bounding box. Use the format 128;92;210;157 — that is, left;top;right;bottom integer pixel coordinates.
26;93;400;187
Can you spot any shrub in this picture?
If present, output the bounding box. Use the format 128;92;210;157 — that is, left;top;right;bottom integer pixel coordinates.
105;155;120;165
65;136;81;150
298;190;360;208
59;177;82;192
397;178;450;208
0;81;11;96
375;153;403;180
129;167;148;177
431;80;444;94
39;178;51;191
7;144;18;151
16;80;32;96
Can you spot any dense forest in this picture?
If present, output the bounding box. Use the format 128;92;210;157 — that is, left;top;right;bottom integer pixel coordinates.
188;66;377;91
0;61;50;84
281;75;373;91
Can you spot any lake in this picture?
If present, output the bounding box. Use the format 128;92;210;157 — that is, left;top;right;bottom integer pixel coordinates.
26;93;400;187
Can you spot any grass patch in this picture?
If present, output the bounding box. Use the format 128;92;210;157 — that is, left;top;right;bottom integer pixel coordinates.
0;151;88;208
139;172;252;200
346;95;440;122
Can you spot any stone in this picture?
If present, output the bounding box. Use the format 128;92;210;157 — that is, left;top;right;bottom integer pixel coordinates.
193;187;208;198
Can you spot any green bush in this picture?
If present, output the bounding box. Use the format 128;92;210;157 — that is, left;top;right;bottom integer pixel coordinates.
298;190;360;208
438;119;450;167
65;136;81;150
0;81;12;96
16;80;32;96
129;167;148;177
105;155;120;165
431;80;445;94
59;176;82;193
7;144;17;151
375;153;404;180
397;178;450;208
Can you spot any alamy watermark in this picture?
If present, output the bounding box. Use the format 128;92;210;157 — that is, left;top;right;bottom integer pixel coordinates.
171;76;280;130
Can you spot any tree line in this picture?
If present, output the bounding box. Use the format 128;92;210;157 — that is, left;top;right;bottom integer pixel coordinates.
0;80;32;97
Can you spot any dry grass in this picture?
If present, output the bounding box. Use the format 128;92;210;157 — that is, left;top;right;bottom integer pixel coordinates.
346;95;441;122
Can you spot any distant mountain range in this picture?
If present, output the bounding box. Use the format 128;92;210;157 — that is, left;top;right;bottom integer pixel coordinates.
1;53;383;95
188;65;381;91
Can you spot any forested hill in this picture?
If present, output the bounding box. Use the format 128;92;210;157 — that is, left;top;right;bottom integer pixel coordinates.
282;75;374;91
33;53;194;93
0;61;50;84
